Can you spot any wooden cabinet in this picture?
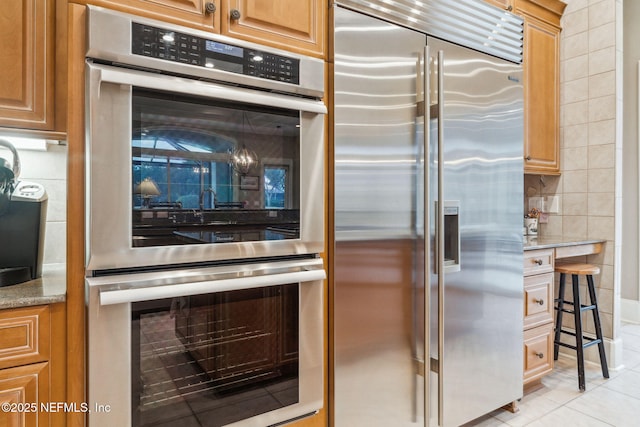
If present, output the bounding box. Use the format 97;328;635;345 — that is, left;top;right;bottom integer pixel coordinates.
523;249;555;384
0;363;50;427
0;304;65;427
221;0;325;57
0;0;55;133
515;0;566;175
89;0;326;57
93;0;221;32
485;0;565;174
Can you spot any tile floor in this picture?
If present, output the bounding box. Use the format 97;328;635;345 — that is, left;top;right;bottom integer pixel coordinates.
468;322;640;426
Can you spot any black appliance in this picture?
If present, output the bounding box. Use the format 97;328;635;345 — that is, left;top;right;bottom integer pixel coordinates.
0;139;48;287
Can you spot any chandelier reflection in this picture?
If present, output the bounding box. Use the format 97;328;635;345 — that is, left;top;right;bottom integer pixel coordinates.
230;112;259;175
230;145;258;175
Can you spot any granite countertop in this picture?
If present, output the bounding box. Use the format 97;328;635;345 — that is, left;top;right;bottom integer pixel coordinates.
524;236;606;251
0;264;66;309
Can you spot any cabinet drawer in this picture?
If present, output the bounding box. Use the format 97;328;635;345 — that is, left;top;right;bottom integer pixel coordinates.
524;272;554;329
523;323;554;384
524;248;554;276
0;306;50;370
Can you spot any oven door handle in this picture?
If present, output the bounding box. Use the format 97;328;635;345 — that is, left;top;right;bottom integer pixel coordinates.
87;61;328;114
97;269;327;306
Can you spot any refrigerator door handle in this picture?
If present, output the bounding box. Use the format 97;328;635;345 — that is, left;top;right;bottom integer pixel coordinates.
436;48;445;427
420;46;431;427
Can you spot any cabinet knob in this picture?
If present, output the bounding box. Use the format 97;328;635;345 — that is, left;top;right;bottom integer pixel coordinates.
534;259;543;265
205;2;216;14
230;8;241;20
534;298;544;306
526;155;532;161
507;5;513;11
535;352;544;359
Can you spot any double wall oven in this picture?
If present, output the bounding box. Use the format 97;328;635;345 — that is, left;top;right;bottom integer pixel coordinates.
85;7;326;427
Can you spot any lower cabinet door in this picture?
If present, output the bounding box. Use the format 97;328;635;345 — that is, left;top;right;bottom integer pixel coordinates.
523;323;554;384
0;362;49;427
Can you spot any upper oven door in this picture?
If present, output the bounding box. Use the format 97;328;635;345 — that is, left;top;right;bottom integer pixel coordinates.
86;61;326;271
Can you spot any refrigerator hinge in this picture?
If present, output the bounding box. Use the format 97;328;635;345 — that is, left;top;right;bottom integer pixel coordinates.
430;357;439;374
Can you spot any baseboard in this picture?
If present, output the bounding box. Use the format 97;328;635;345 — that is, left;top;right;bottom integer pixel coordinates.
621;298;640;324
558;336;624;371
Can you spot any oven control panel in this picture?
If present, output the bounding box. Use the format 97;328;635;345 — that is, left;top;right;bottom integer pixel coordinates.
132;23;300;84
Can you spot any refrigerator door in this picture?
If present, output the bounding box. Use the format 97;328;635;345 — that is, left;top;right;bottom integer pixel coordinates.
333;6;427;427
426;37;524;427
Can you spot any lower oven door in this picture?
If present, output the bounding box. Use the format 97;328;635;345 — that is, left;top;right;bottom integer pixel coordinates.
87;258;325;427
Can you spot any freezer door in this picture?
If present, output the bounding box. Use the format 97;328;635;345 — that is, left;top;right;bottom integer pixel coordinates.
333;6;427;427
426;37;524;427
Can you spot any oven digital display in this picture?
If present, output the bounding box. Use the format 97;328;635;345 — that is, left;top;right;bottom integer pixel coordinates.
205;40;244;58
131;22;300;84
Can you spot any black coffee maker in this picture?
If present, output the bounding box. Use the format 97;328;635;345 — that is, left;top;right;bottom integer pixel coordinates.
0;139;48;287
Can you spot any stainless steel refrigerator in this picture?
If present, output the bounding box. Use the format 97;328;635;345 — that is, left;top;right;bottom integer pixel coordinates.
332;2;525;426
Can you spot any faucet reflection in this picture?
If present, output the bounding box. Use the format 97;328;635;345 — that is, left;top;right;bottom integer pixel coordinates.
199;187;217;212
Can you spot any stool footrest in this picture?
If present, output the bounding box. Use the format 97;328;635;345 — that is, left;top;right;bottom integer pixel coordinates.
556;329;602;349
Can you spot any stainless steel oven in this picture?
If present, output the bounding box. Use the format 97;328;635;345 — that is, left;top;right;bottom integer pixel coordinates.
84;7;327;427
85;6;326;271
87;258;325;427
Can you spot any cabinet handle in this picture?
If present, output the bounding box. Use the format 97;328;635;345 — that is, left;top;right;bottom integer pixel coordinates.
535;352;544;359
534;259;543;266
534;298;544;306
230;8;241;20
507;5;513;11
526;155;532;161
205;2;216;14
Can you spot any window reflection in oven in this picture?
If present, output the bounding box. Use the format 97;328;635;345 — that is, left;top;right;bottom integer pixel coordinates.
131;284;299;427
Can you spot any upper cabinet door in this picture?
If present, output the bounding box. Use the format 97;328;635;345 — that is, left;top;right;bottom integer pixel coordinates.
521;14;561;174
221;0;326;58
97;0;221;32
0;0;54;131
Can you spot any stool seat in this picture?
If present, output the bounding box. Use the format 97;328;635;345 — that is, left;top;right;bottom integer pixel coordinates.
555;263;600;275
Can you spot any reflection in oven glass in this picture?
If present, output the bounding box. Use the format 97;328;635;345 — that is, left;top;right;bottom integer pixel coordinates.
131;284;299;426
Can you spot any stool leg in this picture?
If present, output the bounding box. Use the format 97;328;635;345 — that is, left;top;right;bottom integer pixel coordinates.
554;273;566;361
572;274;586;392
587;274;609;379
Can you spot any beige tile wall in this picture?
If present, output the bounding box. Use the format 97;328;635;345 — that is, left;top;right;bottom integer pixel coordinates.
526;0;622;350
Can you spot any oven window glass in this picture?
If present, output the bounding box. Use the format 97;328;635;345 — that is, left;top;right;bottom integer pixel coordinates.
132;284;300;426
131;89;301;247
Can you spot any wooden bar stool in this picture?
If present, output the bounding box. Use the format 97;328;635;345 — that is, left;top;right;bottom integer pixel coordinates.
554;263;609;391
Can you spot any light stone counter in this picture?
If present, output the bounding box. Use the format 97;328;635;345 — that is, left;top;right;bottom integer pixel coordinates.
0;264;66;309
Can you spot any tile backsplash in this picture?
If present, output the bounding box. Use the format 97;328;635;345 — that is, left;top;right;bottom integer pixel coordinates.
0;144;67;267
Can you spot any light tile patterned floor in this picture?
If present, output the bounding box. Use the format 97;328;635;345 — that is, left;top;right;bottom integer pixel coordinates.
467;323;640;426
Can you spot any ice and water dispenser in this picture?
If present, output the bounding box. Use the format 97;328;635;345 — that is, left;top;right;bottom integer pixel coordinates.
442;200;460;273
